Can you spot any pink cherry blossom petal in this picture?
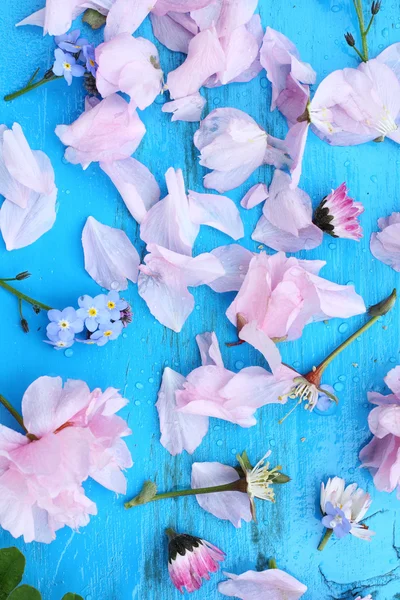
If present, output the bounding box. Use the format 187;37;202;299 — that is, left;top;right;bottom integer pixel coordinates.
188;190;244;240
240;183;268;209
217;24;259;85
140;168;199;255
238;321;282;374
252;214;323;252
55;94;146;168
104;0;157;40
153;0;214;16
82;216;140;291
191;461;252;527
196;331;223;367
167;27;226;99
100;158;160;224
229;15;263;84
156;367;209;455
150;12;195;53
218;568;307;599
207;244;253;293
284;121;310;188
16;8;46;28
370;212;400;272
162;93;207;122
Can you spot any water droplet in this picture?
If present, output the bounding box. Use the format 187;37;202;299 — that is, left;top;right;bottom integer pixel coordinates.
396;23;400;29
331;4;341;11
389;357;397;363
110;280;120;290
370;175;378;183
269;439;276;447
195;304;200;311
141;337;145;342
135;382;143;390
134;400;141;406
324;55;329;60
353;376;360;383
122;333;127;339
214;425;220;431
216;439;223;447
64;349;73;358
329;242;336;250
338;375;346;382
148;377;154;383
231;448;237;455
65;189;70;195
344;159;350;167
334;381;345;392
348;467;355;475
213;97;221;105
235;360;244;370
338;323;349;334
382;27;389;38
293;361;300;369
260;77;269;89
346;280;354;286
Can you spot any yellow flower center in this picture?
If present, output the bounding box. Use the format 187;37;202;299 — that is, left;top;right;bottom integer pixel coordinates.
89;59;95;67
59;320;69;329
88;307;98;317
63;62;72;71
57;341;66;347
104;330;113;337
107;301;116;310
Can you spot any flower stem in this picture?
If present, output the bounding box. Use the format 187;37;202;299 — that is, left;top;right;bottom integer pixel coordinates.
317;528;333;551
4;74;62;102
124;481;242;509
0;394;27;432
308;289;396;384
0;280;52;312
351;0;375;61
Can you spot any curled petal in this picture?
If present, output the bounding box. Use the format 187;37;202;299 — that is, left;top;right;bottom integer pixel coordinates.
218;568;307;599
162;93;206;122
240;183;268;209
370;212;400;272
188;190;244;240
208;244;253;293
196;331;223;367
82;216;140;291
239;321;282;374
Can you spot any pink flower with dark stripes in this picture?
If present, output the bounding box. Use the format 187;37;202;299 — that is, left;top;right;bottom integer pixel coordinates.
313;183;364;240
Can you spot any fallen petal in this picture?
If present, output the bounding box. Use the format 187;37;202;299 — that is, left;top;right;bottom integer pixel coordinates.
240;183;268;209
162;93;206;122
188;190;244;240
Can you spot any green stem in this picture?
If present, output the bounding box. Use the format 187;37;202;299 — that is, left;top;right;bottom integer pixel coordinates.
4;75;62;102
352;0;369;61
0;280;52;311
124;482;241;509
352;45;366;62
317;528;333;551
0;395;27;432
269;558;277;569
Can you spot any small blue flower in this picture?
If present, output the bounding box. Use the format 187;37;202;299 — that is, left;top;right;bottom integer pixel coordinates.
90;321;123;346
53;48;85;86
47;307;84;342
54;30;89;54
76;294;110;332
45;337;75;350
322;502;351;539
99;291;128;321
82;44;98;77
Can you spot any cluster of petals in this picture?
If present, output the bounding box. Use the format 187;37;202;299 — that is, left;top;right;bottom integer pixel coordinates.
194;108;290;192
320;477;374;541
370;211;400;272
0;123;57;251
360;366;400;497
0;376;132;543
218;568;307;599
152;1;263;120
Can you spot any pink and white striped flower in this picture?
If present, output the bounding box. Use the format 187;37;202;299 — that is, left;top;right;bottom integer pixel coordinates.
313;183;364;241
167;529;225;593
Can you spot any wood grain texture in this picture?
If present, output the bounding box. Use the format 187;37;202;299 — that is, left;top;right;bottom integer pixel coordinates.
1;1;400;598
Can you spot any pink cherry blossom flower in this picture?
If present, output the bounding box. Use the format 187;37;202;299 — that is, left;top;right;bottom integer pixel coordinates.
251;170;323;252
218;568;307;599
309;59;400;146
167;528;225;593
370;211;400;271
55;94;146;169
95;34;163;109
194;108;290;192
313;182;364;240
0;376;132;543
360;365;400;497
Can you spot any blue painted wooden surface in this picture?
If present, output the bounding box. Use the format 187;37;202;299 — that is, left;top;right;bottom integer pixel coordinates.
1;1;400;598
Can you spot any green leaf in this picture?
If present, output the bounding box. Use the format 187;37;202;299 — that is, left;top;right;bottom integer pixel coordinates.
62;595;84;600
125;480;157;508
82;8;107;29
8;585;41;600
0;547;25;600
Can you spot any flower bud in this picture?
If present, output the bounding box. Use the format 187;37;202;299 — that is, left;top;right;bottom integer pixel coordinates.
345;32;356;47
15;271;31;280
20;319;29;333
371;1;381;15
368;288;397;317
32;305;41;314
124;480;157;508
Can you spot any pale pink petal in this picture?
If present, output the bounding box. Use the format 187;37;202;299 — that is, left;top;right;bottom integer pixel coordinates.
360;434;400;493
238;321;282;373
207;244;253;293
370;213;400;272
2;124;55;199
230;15;263;84
0;187;57;251
162;93;206;122
104;0;157;40
241;183;268;209
22;376;91;437
55;95;146;168
16;8;46;28
96;34;163;109
188;190;244;240
156;367;209;455
217;24;259;85
213;0;258;37
167;27;226;99
138;256;195;332
191;1;222;31
140;168;199;255
277;75;310;126
191;461;252;527
385;366;400;397
285;121;310;188
219;569;307;599
252;214;323;252
0;126;32;209
82;216;140;291
153;0;214;16
196;331;223;367
150;12;195;53
306;272;366;320
100;158;160;223
260;26;316;111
